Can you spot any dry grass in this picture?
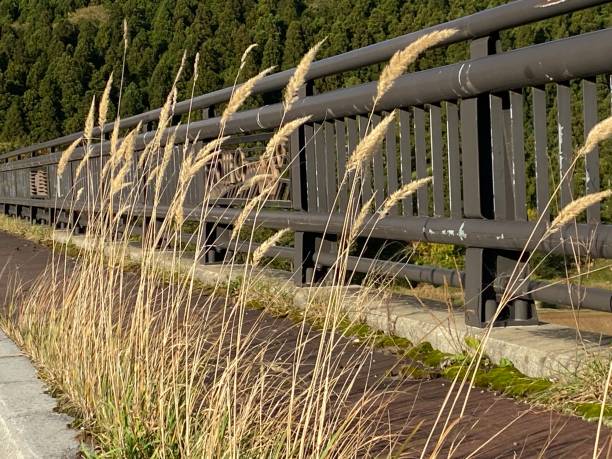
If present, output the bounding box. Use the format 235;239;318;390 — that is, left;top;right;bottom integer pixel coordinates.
1;31;611;459
0;56;407;458
375;29;457;106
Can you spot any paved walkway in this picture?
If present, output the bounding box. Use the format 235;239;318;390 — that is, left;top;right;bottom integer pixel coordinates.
1;230;611;457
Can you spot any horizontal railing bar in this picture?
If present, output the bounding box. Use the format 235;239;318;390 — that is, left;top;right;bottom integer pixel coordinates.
4;27;611;172
130;223;612;312
317;254;612;313
317;252;464;287
175;29;612;140
0;0;606;163
3;197;612;259
215;239;295;259
3;199;611;312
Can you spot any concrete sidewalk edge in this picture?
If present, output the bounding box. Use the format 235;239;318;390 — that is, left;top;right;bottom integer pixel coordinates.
0;331;79;458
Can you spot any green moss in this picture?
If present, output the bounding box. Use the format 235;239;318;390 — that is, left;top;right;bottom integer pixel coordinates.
475;366;553;397
575;403;612;422
405;342;449;368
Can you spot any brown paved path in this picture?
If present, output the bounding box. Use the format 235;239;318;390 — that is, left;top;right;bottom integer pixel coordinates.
1;229;611;458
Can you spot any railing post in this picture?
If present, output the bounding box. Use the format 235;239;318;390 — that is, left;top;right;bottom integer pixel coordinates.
201;105;227;263
290;82;317;285
462;35;537;328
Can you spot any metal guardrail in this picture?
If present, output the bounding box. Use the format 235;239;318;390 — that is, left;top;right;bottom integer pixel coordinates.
1;0;611;328
0;0;607;163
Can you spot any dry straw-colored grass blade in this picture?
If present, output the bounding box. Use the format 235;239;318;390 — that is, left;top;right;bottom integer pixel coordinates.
283;39;326;112
252;228;290;266
379;177;432;217
346;112;396;172
98;73;114;130
221;66;275;129
240;44;258;71
230;192;269;240
351;195;376;241
84;95;96;142
546;189;612;237
110;127;140;195
577;115;612;157
375;29;457;106
237;174;274;195
57;137;82;177
262;115;311;162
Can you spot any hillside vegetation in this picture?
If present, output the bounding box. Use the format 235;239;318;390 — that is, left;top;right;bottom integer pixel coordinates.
0;0;610;147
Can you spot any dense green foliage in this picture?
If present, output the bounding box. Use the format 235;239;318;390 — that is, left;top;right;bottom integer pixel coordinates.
0;0;609;149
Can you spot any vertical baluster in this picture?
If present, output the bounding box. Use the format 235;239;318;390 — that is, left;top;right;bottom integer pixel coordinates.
346;117;360;211
335;119;348;211
533;87;550;221
509;91;527;221
414;107;428;216
399;109;413;216
324;121;337;212
314;122;327;212
446;102;462;218
369;114;385;208
290;83;316;284
305;123;317;212
385;115;399;215
557;83;573;207
358;115;373;206
583;78;600;223
429;104;444;217
491;95;513;219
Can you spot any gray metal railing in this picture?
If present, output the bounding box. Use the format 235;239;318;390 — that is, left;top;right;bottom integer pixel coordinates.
1;0;611;328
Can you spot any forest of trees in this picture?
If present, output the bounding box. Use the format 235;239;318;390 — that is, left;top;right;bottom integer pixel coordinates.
0;0;610;150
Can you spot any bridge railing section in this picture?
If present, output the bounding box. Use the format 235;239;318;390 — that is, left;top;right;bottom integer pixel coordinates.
0;0;611;327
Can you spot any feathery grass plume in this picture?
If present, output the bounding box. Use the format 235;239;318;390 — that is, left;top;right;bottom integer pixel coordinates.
173;50;187;88
379;177;432;217
262;116;311;162
251;228;290;266
110;127;140;195
110;116;121;155
102;117;124;178
84;96;96;142
151;130;178;192
237;174;274;195
577;115;612;157
239;44;258;72
375;29;457;106
546;189;612;237
283;39;325;112
346;112;396;172
190;136;230;173
231;192;268;240
350;195;376;241
75;147;91;179
193;52;200;83
98;73;114;131
123;19;128;49
139;87;177;168
168;136;228;225
221;66;275;129
57;137;82;177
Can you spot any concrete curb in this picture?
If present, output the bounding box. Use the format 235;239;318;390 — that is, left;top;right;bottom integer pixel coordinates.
54;232;612;379
0;331;79;458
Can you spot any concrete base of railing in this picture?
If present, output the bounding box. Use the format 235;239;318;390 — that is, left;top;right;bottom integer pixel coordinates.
53;231;612;379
